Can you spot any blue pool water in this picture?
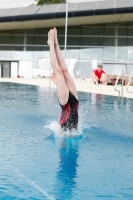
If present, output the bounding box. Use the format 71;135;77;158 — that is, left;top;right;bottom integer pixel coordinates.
0;82;133;200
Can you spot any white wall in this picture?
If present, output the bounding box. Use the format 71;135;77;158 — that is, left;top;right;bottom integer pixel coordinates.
11;62;18;78
19;61;33;78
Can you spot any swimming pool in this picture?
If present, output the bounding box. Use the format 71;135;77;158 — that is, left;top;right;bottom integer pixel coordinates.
0;82;133;200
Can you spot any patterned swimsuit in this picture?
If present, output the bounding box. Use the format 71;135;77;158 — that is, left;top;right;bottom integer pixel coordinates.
59;92;79;131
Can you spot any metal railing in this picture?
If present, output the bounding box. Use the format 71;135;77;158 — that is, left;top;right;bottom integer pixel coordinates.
114;70;124;97
35;58;133;80
126;71;133;93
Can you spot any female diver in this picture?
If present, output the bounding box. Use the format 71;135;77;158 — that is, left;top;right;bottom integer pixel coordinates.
47;28;79;131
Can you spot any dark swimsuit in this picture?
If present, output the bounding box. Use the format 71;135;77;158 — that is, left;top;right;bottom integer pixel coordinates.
59;92;79;131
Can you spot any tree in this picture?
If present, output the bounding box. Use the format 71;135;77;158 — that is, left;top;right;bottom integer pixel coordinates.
37;0;66;5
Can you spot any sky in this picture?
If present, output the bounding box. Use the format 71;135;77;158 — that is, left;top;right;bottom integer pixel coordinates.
0;0;95;9
0;0;36;8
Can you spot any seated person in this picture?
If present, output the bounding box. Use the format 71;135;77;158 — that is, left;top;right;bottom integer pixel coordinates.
92;65;107;85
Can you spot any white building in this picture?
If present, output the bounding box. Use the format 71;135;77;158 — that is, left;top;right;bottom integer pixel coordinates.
0;0;133;77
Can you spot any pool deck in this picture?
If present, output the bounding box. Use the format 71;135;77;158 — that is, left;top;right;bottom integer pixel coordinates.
0;78;133;98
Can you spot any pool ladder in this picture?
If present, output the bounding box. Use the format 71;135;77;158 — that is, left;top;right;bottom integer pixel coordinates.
126;71;133;93
114;70;124;97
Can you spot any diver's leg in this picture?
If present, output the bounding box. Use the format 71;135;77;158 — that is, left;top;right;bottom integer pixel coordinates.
53;28;78;100
48;29;69;105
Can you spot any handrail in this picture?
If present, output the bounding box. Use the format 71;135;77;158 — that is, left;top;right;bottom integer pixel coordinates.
126;71;133;93
114;70;124;97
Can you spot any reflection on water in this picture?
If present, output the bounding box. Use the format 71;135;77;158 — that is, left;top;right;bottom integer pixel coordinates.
54;138;79;200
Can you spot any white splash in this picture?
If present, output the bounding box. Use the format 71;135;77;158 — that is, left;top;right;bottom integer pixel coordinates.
44;120;84;139
43;102;96;139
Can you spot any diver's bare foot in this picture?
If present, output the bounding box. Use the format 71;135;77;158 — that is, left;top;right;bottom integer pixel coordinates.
53;27;58;44
47;29;54;46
